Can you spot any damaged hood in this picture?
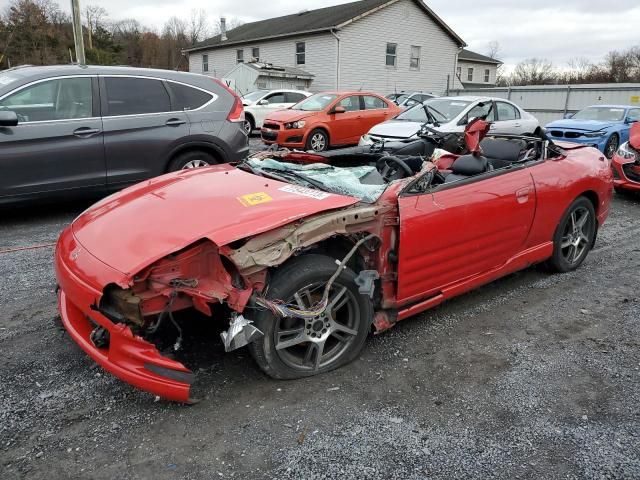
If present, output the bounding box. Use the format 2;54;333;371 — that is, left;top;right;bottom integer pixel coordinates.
72;165;358;275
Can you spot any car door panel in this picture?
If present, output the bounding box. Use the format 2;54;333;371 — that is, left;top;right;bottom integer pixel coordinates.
362;95;392;133
100;76;189;185
0;76;106;198
396;168;536;303
494;101;522;134
330;95;364;145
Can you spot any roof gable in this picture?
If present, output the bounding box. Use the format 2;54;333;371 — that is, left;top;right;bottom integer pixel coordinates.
185;0;464;52
458;49;502;65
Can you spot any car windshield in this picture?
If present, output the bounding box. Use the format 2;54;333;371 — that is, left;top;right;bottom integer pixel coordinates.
292;93;339;111
242;90;269;102
396;98;471;123
245;158;387;203
572;107;626;122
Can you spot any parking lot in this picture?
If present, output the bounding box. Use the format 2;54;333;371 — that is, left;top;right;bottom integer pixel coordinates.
1;134;639;479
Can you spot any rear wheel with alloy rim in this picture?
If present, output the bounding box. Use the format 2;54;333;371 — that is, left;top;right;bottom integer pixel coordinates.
306;129;329;152
545;196;596;272
168;150;216;171
249;254;372;379
243;117;254;135
604;134;619;159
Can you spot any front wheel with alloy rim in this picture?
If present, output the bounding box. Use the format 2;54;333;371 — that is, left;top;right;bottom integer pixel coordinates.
306;129;329;152
249;254;372;379
545;196;596;273
604;134;619;159
168;150;216;171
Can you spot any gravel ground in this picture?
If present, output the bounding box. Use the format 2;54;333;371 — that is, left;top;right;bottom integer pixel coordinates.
1;148;639;479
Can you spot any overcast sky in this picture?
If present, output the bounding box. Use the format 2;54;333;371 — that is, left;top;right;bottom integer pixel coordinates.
9;0;640;70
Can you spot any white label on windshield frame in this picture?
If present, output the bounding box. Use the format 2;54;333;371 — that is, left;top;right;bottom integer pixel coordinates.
279;185;332;200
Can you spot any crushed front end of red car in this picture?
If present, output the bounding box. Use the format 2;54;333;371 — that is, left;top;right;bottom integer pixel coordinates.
611;122;640;192
54;164;385;401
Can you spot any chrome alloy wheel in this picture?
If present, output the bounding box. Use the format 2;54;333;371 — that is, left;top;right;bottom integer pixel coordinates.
273;282;360;372
310;132;327;152
560;206;592;265
181;159;210;169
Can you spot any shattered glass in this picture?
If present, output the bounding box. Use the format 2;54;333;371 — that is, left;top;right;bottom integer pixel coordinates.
247;158;388;203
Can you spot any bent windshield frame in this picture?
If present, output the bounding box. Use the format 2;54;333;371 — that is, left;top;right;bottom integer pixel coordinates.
396;98;471;123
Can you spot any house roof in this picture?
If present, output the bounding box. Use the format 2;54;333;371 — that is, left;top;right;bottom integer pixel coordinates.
184;0;465;52
245;62;314;79
458;49;502;65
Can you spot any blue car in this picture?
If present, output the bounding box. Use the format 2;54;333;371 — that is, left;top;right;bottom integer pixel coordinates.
545;105;640;158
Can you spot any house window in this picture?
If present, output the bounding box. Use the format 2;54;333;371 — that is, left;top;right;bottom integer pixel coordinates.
252;47;260;61
386;43;397;67
467;67;474;82
410;46;420;70
295;42;305;65
236;49;244;63
456;66;461;78
484;69;490;83
202;54;208;73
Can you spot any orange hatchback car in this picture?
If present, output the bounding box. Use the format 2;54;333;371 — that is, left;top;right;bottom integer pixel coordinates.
261;91;402;152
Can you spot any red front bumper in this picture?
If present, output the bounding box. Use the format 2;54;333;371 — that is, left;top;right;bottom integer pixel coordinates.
612;155;640;192
261;126;306;148
55;228;193;402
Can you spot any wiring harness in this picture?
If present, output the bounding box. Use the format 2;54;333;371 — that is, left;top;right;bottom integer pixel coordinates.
254;233;377;319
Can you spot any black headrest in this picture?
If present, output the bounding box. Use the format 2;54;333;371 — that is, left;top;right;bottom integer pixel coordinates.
451;154;488;176
480;138;527;161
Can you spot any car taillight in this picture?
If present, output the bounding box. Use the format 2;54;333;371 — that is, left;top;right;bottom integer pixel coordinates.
212;78;244;122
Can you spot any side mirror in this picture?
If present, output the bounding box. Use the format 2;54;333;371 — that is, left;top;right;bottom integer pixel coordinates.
457;116;468;126
331;106;346;114
258;99;269;106
625;117;637;124
563;112;574;119
0;110;18;127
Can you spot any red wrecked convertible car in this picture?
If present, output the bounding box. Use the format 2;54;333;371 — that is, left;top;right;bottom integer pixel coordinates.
55;120;613;402
611;121;640;193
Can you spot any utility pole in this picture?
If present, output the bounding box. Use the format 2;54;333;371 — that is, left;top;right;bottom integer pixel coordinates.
71;0;86;65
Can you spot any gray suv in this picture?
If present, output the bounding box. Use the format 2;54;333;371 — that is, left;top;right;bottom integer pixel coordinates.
0;65;248;205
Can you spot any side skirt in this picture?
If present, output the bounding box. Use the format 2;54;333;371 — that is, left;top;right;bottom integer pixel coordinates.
385;242;553;327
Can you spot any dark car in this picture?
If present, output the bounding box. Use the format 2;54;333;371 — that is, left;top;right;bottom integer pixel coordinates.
0;65;248;205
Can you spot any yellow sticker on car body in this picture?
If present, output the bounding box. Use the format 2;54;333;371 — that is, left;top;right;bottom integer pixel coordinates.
237;192;273;206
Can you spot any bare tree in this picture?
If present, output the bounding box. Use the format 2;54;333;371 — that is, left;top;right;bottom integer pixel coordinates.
510;58;556;86
187;8;208;45
486;40;500;60
84;4;107;50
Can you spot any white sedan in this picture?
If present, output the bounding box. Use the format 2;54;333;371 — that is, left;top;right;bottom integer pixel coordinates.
360;96;540;145
241;89;312;134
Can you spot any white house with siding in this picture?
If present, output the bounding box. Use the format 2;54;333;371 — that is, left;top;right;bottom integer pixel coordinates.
456;49;502;88
184;0;466;95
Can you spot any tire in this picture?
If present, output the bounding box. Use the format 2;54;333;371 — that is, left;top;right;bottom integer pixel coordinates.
604;134;619;159
243;116;255;136
306;129;329;152
545;196;596;273
249;254;372;380
168;150;217;171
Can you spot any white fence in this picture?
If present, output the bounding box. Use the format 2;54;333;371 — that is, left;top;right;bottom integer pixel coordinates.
449;83;640;126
